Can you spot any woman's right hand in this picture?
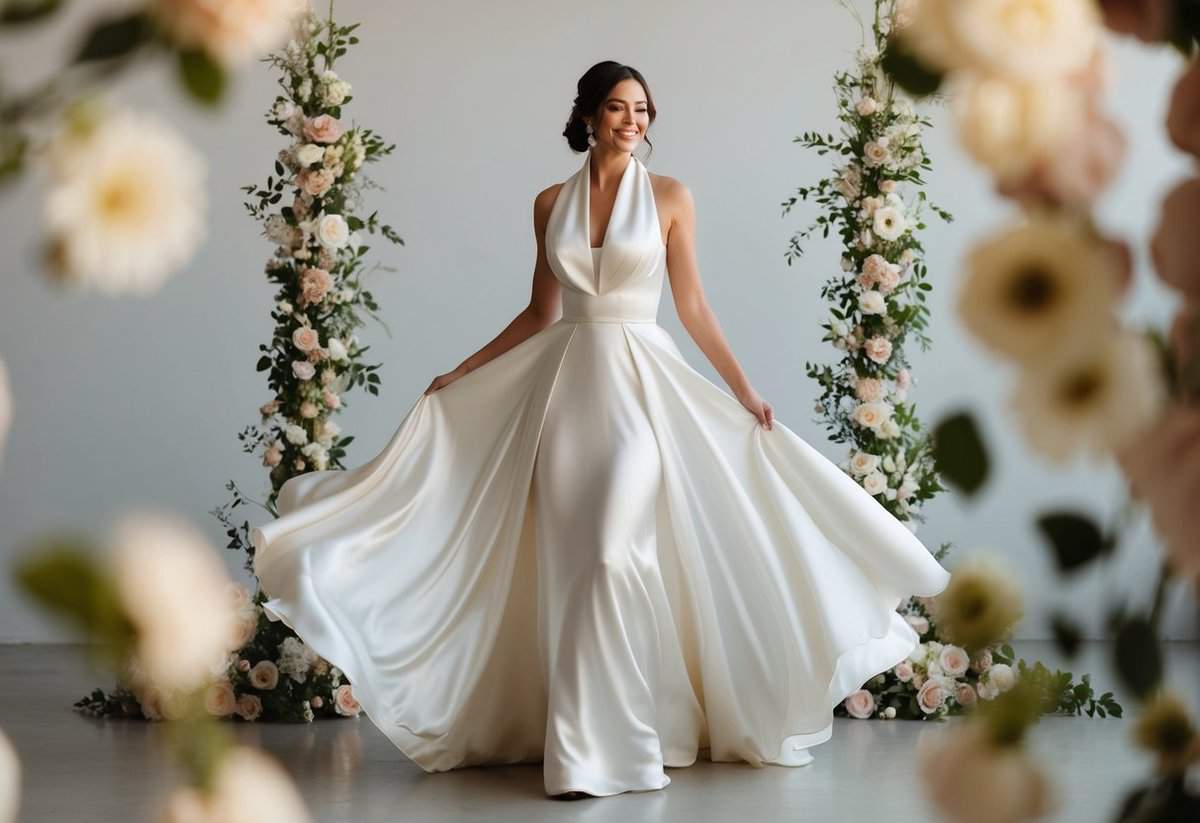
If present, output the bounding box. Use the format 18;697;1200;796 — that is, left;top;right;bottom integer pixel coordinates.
424;364;470;395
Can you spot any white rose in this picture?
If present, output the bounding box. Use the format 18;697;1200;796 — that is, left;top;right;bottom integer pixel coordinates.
854;401;893;430
326;337;348;362
849;451;881;476
987;663;1015;692
856;97;878;116
316;213;349;249
858;290;887;315
873;206;908;241
285;424;308;445
862;470;888;495
294;143;325;166
864;141;890;167
292;360;316;381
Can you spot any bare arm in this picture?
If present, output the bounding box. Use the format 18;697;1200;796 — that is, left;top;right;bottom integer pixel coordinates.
424;185;562;394
662;178;774;429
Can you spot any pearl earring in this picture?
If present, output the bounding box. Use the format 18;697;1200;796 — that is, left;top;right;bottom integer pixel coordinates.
586;123;596;148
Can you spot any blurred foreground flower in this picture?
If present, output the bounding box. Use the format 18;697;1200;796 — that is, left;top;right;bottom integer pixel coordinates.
109;511;240;693
1011;327;1168;465
159;745;311;823
40;106;207;295
149;0;310;67
957;214;1124;364
918;719;1057;823
0;726;17;823
931;553;1023;655
1132;689;1200;775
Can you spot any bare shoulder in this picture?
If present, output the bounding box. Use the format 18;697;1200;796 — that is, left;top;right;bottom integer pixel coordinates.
649;172;693;216
534;181;564;224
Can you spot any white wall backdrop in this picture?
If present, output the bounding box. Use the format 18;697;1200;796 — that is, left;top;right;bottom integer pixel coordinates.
1;0;1194;643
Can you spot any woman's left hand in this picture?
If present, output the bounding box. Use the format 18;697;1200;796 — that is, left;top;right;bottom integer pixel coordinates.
736;385;774;430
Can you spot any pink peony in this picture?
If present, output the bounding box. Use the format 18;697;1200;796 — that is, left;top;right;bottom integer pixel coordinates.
299;266;333;306
303;114;345;144
298;167;335;197
844;688;876;719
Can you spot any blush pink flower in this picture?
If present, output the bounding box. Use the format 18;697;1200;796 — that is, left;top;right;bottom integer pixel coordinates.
844;689;876;719
303;114;345;144
917;678;948;714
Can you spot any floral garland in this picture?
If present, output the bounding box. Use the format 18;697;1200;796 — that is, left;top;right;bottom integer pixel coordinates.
76;5;402;724
790;0;1121;725
783;0;952;531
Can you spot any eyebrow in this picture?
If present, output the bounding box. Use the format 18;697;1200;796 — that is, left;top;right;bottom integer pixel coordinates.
605;99;648;105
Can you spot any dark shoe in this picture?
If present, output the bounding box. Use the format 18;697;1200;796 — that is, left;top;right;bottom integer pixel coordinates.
550;790;592;800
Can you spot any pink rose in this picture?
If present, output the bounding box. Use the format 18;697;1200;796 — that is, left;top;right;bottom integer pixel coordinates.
237;659;251;673
259;399;278;416
298;167;335;197
905;613;930;636
323;389;341;409
844;688;876;719
917;678;947;714
249;660;279;690
310;695;324;709
894;661;915;682
862;254;890;281
333;684;361;716
969;648;993;673
1098;0;1174;42
303;114;345;144
236;693;263;721
955;683;978;706
299;401;319;419
292;326;320;352
1152;177;1200;302
1167;59;1200;158
939;645;970;677
876;265;902;293
855;377;886;402
204;680;237;717
863;336;893;365
263;445;283;467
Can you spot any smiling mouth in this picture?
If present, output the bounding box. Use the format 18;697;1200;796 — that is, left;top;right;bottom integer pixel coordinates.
616;130;638;138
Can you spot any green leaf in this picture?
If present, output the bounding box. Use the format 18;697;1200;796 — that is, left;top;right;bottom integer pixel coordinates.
74;12;151;63
1037;511;1109;574
177;48;226;105
0;0;63;25
256;355;271;372
931;410;989;496
1113;614;1162;700
880;37;944;98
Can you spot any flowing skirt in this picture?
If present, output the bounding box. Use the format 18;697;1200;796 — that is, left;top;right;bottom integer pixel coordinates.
251;318;951;796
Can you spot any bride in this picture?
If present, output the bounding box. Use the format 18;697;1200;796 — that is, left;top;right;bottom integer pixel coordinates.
252;59;951;800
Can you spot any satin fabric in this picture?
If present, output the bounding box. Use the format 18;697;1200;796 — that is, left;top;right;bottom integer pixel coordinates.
251;148;952;797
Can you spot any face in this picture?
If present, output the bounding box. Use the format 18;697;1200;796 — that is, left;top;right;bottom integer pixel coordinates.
587;78;649;152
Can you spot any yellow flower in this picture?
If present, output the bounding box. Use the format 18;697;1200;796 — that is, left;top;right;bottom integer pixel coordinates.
931;553;1023;655
1133;690;1200;775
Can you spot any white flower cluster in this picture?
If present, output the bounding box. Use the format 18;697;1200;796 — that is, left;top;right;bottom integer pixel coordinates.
277;636;321;684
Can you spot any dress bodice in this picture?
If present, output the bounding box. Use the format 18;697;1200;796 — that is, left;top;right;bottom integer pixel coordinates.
546;149;666;324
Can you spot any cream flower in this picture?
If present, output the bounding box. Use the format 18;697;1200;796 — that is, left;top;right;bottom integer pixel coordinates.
953;73;1080;181
41;109;207;295
856;97;879;116
918;721;1058;823
863;140;890;168
292;359;316;381
854;401;894;430
855;377;886;402
917;678;948;714
236;693;263;721
249;660;279;690
291;326;320;353
1011;328;1167;464
858;290;887;315
294;143;324;167
938;644;971;677
158;746;312;823
109;511;239;693
863;336;893;364
863;470;888;496
333;684;361;716
872;206;907;241
316;213;349;249
148;0;307;67
932;553;1024;654
850;450;882;476
958;215;1122;364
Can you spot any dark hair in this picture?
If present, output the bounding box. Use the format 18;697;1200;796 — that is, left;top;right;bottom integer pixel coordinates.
562;61;656;159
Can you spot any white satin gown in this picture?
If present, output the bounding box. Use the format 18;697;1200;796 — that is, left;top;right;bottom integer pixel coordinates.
251;148;952;797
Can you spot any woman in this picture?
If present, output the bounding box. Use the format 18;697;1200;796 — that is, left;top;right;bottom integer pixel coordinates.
252;60;951;800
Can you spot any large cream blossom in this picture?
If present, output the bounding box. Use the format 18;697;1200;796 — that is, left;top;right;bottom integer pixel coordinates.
149;0;308;67
109;511;239;693
41;109;207;295
904;0;1100;80
159;746;312;823
957;215;1123;364
952;73;1080;180
1011;327;1167;464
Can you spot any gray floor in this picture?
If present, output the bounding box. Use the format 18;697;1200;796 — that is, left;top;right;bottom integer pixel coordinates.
1;641;1196;822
